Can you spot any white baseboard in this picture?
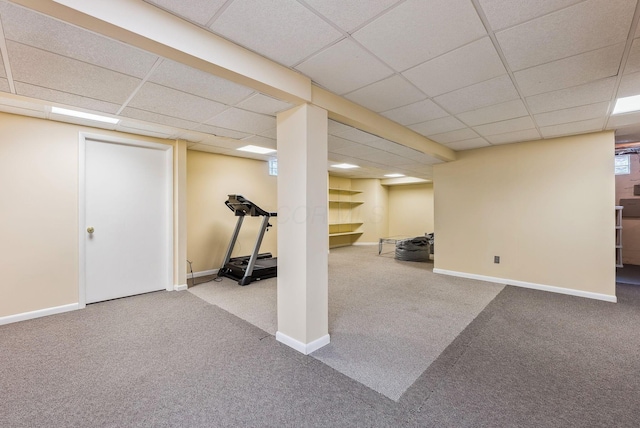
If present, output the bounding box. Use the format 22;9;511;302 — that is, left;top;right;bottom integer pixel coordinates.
0;303;80;326
276;332;330;355
433;268;617;303
353;242;378;246
192;269;218;278
174;283;188;291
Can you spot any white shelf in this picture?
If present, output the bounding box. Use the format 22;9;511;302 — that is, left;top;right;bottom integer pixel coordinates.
329;231;363;237
328;188;362;194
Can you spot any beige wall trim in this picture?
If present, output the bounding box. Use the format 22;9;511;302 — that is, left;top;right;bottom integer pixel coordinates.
275;332;330;355
434;269;617;303
11;0;311;104
174;284;188;291
192;269;219;278
0;303;79;326
313;86;456;162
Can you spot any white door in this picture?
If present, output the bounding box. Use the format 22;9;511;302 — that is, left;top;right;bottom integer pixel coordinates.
81;135;172;304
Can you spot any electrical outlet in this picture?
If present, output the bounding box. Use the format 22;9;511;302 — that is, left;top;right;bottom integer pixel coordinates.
494;256;500;264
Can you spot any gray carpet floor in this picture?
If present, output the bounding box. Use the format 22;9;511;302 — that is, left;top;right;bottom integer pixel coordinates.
2;261;640;426
191;245;504;400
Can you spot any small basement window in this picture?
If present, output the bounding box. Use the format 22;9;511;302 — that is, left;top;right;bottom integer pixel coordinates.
268;158;278;176
615;154;630;175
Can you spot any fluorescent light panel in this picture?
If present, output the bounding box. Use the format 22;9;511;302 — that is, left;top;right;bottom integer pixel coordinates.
51;106;119;124
331;163;359;169
237;145;276;154
384;173;405;177
613;95;640;115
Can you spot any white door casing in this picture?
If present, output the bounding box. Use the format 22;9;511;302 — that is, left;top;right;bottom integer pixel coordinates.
79;133;173;306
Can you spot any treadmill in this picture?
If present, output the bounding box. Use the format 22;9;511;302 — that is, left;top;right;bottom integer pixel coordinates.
217;194;277;285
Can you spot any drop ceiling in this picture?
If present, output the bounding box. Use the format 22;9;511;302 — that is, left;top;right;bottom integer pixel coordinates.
1;0;640;180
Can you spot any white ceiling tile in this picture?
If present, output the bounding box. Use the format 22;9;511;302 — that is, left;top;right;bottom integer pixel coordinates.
403;37;506;97
328;119;354;135
295;38;394;95
258;127;277;139
241;135;277;150
409;116;466;136
192;123;251;139
514;43;625;96
234;93;294;116
121;107;200;130
539;117;605;138
363;151;416;166
0;2;157;78
330;141;376;157
478;0;584;31
303;0;401;32
209;0;342;66
205;107;276;134
14;82;122;114
496;0;634;71
485;128;541;144
444;138;491;151
143;0;228;26
328;135;358;151
534;102;610;127
8;42;141;105
427;128;480;144
149;59;254;105
380;99;448;125
352;0;486;71
434;75;519;114
128;82;228;122
344;75;426;112
456;99;529;126
525;77;616;114
473;116;535;136
0;78;10;93
624;38;640;75
187;142;198;148
334;127;382;143
617;71;640;98
608;111;640;128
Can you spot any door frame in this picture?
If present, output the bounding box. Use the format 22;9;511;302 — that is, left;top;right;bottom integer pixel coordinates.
78;132;174;308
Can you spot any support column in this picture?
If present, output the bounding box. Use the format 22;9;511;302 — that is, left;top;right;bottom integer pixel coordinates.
276;103;329;354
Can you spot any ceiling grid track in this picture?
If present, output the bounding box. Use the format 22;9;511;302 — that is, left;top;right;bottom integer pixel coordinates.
470;0;543;140
604;0;640;129
0;15;16;94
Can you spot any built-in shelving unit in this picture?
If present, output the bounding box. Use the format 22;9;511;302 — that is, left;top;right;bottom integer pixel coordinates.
616;206;623;268
329;187;363;247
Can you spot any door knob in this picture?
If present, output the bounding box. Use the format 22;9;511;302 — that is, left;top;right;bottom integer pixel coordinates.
87;227;94;234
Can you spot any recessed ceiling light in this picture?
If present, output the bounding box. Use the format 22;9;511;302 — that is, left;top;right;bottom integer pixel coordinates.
331;163;359;169
384;173;405;178
237;145;276;154
51;106;119;124
612;95;640;115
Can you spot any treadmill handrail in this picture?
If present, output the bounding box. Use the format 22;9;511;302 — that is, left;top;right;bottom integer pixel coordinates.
225;194;277;217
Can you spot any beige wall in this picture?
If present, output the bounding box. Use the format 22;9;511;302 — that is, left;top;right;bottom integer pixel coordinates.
387;183;434;237
614;152;640;265
186;150;277;273
433;132;615;297
0;112;178;318
353;178;389;243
